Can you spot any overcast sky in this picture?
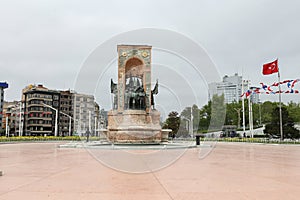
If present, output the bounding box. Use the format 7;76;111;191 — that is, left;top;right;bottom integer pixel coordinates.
1;0;300;113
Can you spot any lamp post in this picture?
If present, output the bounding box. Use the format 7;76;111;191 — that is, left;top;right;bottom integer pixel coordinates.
5;116;9;137
246;80;254;138
18;102;23;137
190;107;193;138
42;103;58;137
258;101;262;126
242;80;246;136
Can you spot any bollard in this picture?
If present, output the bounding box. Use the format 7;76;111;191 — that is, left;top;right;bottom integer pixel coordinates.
196;135;200;145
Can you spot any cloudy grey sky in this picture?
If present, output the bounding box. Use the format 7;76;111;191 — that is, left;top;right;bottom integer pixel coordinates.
1;0;300;113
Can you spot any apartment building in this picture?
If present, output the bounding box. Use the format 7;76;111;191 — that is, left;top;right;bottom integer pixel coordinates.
23;84;60;136
73;93;96;136
17;84;100;136
59;90;74;136
2;101;24;136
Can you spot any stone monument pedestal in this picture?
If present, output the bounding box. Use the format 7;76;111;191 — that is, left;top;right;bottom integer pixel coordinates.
106;110;165;144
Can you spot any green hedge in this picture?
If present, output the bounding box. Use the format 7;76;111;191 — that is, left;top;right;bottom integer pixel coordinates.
0;136;100;143
1;136;299;145
201;137;300;144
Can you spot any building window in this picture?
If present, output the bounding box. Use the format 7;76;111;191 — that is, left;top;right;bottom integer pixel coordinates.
53;101;58;107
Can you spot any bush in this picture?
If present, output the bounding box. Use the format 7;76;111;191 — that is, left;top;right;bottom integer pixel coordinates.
0;136;83;142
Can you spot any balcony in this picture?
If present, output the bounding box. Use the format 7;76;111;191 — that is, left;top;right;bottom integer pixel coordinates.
27;123;52;127
27;96;52;101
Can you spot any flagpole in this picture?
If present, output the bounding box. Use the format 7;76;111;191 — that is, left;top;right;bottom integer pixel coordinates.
247;80;253;138
241;69;246;137
242;80;246;136
277;60;283;141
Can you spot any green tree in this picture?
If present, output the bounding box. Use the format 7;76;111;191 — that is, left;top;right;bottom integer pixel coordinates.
198;101;211;132
265;106;299;139
163;111;180;138
252;102;261;127
287;102;300;123
261;101;277;124
209;94;226;130
196;94;225;132
225;101;241;127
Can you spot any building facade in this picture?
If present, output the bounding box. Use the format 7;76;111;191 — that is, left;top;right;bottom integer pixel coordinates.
23;84;60;136
99;108;108;129
73;93;96;136
0;82;8;133
59;90;74;136
6;84;100;137
208;73;260;104
2;101;24;136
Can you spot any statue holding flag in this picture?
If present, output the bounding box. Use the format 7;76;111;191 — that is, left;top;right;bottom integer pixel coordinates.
151;79;159;110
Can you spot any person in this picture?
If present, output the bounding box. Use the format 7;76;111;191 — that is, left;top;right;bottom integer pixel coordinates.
86;129;90;142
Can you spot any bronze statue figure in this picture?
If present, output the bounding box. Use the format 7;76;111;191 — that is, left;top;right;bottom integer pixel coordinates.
110;79;118;109
124;75;146;110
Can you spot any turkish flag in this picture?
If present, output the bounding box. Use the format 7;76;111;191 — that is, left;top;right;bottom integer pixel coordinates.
262;59;278;75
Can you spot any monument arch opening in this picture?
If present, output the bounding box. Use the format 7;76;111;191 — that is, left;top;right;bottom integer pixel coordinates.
124;58;145;110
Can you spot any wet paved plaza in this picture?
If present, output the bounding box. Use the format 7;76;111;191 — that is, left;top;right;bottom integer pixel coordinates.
1;142;300;200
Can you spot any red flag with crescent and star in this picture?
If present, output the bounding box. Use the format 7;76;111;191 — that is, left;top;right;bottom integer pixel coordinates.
262;59;278;75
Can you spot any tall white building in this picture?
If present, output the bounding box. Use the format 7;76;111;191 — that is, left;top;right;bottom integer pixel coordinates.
208;73;259;104
3;101;24;136
73;93;97;135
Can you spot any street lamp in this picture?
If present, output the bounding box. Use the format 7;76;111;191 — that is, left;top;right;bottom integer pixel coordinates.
190;107;193;138
42;103;58;137
5;115;9;137
17;101;23;137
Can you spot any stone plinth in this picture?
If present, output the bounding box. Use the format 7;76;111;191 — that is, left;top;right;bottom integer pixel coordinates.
106;110;163;144
161;129;172;143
